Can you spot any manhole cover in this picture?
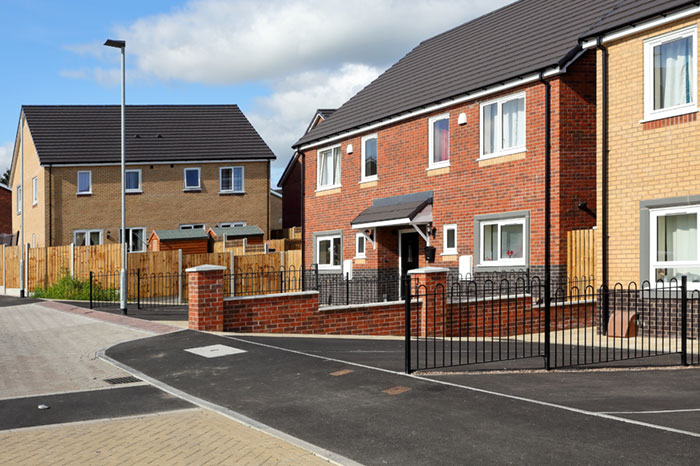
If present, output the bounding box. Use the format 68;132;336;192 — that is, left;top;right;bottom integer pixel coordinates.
104;376;141;385
184;344;247;358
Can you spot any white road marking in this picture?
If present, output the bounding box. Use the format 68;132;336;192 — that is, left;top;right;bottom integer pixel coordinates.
600;408;700;415
228;336;700;439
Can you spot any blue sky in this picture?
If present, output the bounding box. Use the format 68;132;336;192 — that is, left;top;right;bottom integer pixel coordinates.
0;0;512;181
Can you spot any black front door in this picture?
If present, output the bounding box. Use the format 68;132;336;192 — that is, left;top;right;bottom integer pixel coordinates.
400;232;420;278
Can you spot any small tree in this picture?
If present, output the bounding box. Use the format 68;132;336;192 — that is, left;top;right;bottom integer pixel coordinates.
0;168;9;185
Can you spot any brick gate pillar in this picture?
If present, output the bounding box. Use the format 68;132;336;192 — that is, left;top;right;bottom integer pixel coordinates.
186;264;226;332
408;267;449;337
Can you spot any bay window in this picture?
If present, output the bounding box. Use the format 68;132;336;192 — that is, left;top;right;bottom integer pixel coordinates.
481;92;526;159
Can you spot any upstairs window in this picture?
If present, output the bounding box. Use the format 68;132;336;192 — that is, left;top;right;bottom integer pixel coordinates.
16;186;22;214
481;93;526;159
317;145;341;190
644;26;697;121
32;177;38;205
428;114;450;168
125;169;142;193
184;167;201;190
77;171;92;195
361;134;378;181
220;166;244;193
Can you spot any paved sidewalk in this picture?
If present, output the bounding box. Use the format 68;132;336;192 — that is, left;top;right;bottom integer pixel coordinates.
0;408;330;465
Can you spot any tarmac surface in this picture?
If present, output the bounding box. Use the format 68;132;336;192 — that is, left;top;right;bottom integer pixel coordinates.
107;330;700;465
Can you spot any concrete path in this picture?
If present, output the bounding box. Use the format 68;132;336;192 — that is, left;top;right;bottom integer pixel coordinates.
0;297;337;465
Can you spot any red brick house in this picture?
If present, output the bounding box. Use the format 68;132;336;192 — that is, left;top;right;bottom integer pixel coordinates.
292;0;618;285
278;109;335;229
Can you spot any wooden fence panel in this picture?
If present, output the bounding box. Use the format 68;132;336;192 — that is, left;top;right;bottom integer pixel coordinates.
4;246;21;289
567;228;595;288
73;244;122;279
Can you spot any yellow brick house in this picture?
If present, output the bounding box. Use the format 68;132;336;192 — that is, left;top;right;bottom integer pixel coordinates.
9;105;276;250
581;1;700;287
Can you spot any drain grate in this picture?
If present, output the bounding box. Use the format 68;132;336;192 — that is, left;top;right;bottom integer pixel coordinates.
104;376;141;385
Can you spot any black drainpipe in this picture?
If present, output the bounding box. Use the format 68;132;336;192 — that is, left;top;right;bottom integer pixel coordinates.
539;71;551;370
300;152;306;289
49;164;53;246
597;37;610;330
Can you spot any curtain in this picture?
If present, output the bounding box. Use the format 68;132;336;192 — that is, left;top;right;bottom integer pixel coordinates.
654;36;692;110
433;118;449;163
483;103;497;154
658;213;697;262
502;97;525;149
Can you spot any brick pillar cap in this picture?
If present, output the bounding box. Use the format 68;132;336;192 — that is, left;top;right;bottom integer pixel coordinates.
186;264;228;273
408;266;450;275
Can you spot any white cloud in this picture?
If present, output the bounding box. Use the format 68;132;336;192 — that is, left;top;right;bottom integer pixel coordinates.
116;0;512;84
0;141;14;176
248;63;381;180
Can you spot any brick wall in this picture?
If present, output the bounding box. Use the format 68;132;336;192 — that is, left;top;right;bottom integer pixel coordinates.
301;51;596;278
0;187;11;234
595;15;700;284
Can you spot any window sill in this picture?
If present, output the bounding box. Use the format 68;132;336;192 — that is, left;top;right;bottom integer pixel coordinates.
316;185;341;193
126;190;143;195
77;192;92;196
426;165;450;177
219;191;245;195
183;188;201;192
315;187;341;197
360;176;378;183
477;147;527;162
426;162;450;171
359;180;377;189
641;106;697;124
441;252;458;257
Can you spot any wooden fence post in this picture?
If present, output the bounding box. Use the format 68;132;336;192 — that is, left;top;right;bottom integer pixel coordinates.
70;243;75;278
178;248;183;305
229;250;235;297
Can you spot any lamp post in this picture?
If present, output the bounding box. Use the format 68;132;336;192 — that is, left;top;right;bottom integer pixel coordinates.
104;39;127;315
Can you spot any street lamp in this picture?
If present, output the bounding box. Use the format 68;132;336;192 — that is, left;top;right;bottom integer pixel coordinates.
104;38;127;315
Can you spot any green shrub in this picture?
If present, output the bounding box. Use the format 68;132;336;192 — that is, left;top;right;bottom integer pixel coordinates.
33;274;119;301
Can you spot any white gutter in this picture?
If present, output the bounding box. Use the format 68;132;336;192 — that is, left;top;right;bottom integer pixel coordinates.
298;66;564;152
581;4;700;49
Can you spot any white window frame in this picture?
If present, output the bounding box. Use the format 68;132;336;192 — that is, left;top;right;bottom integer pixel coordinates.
120;227;147;253
428;113;450;169
73;229;103;246
125;169;142;193
179;224;205;230
479;92;527;160
442;224;458;255
32;177;38;205
217;222;246;228
183;167;201;191
77;171;92;195
316;144;342;191
219;166;244;193
361;133;378;182
16;186;22;214
480;217;527;266
316;234;342;271
355;233;367;259
643;26;698;122
649;205;700;287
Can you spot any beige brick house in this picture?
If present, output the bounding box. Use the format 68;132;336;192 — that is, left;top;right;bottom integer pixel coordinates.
9;105;276;250
580;1;700;287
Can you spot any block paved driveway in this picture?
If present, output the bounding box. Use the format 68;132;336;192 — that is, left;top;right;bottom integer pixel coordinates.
0;297;333;465
106;330;700;465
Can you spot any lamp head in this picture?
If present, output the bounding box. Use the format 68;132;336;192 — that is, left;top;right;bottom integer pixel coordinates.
104;39;126;49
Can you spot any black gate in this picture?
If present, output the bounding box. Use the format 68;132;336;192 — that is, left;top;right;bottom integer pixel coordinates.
405;276;700;373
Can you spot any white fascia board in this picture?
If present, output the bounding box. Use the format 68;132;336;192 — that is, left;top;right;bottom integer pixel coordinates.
44;159;269;167
298;67;563;152
352;218;412;230
581;4;700;49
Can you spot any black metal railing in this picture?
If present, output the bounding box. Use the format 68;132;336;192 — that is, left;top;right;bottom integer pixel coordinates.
406;276;699;373
90;270;187;310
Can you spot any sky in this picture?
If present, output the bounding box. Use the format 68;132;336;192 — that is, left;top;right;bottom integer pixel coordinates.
0;0;514;183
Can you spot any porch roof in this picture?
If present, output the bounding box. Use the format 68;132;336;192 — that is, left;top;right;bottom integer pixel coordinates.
351;191;433;229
